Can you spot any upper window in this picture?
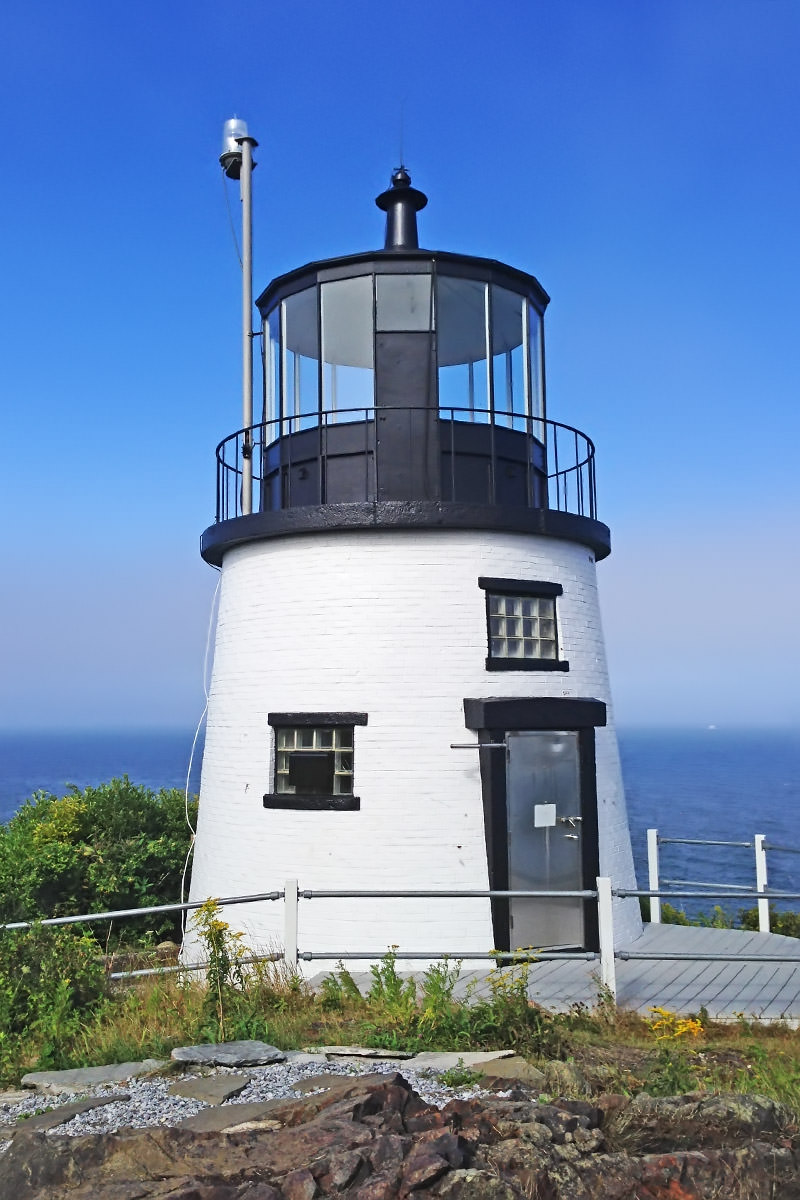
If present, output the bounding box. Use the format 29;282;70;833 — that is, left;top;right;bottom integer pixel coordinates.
263;713;367;810
478;578;569;672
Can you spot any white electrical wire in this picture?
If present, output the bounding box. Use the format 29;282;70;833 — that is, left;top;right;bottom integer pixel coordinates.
180;569;222;928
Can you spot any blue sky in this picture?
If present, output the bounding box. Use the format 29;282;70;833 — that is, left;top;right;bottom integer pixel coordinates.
1;0;798;729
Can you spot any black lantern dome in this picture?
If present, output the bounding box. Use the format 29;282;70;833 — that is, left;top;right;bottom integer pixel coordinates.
201;171;608;566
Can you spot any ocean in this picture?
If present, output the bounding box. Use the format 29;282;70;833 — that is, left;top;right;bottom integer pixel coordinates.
0;727;797;909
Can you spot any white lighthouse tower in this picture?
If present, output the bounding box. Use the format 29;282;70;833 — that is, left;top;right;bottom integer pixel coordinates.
186;148;641;969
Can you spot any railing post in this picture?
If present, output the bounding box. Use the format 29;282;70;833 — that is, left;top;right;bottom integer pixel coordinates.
596;877;616;1001
284;879;298;971
754;835;770;934
647;829;661;924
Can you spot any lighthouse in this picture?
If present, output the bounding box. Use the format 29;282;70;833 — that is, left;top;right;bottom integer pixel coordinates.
185;147;641;969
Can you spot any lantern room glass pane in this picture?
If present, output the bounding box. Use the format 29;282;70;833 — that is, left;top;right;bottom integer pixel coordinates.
491;286;526;430
436;276;489;423
376;274;432;331
282;288;319;431
265;308;281;432
321;276;375;423
529;303;545;439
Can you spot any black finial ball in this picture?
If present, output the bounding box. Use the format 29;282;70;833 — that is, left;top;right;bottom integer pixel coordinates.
391;167;411;188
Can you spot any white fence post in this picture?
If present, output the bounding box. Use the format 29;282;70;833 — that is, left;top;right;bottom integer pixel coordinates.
647;828;661;924
284;879;299;970
596;877;617;1001
754;835;770;934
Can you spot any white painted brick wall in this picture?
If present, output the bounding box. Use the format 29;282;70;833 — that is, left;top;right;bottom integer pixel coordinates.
185;529;641;969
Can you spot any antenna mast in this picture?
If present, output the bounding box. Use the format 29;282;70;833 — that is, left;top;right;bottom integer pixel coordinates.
220;118;258;516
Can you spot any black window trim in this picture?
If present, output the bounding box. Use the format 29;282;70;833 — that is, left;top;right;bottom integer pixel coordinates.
478;578;569;673
264;712;367;811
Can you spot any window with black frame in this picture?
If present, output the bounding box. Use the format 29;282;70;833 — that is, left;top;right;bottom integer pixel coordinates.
479;578;569;672
263;713;367;810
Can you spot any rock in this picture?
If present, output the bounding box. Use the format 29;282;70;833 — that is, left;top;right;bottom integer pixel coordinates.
0;1090;31;1106
170;1041;286;1067
291;1073;362;1095
474;1055;547;1089
168;1074;251;1104
21;1060;165;1094
406;1050;515;1071
10;1094;130;1135
400;1149;451;1191
552;1143;800;1199
434;1168;521;1198
0;1069;796;1200
282;1167;319;1199
282;1050;330;1066
311;1045;414;1060
178;1072;413;1134
156;940;180;957
176;1101;290;1133
491;1120;553;1148
317;1148;369;1191
542;1059;589;1096
612;1091;793;1154
353;1172;403;1200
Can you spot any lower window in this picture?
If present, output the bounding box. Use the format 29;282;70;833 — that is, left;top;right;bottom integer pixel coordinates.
264;712;367;811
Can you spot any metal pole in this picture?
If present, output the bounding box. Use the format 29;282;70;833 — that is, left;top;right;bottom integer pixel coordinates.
596;877;616;1000
647;829;661;924
239;136;256;516
754;834;770;934
284;878;299;972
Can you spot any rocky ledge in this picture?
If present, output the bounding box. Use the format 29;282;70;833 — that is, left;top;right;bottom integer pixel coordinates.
0;1070;797;1200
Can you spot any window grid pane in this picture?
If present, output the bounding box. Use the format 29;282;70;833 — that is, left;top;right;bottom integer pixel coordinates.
275;726;355;794
487;592;559;661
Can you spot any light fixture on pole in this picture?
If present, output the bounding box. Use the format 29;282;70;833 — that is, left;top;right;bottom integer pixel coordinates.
220;118;258;516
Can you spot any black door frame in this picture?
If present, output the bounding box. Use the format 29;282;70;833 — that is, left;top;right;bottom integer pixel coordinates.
463;697;606;953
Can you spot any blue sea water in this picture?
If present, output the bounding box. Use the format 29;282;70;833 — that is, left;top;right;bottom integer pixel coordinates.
0;727;797;909
0;730;203;824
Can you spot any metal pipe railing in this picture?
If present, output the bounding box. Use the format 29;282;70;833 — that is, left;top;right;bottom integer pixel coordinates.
0;890;283;933
214;409;598;524
6;873;800;998
645;828;799;934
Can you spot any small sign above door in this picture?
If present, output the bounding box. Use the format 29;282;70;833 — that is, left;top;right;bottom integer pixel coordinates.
534;802;557;827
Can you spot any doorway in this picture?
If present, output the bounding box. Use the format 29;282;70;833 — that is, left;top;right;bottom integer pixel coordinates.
463;696;604;953
506;731;585;949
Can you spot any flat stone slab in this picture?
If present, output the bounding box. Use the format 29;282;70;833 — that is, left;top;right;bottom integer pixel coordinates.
405;1050;515;1071
12;1093;130;1134
177;1100;289;1133
282;1050;330;1067
0;1091;30;1106
291;1072;375;1096
21;1060;165;1095
168;1074;251;1104
310;1045;414;1060
170;1041;286;1067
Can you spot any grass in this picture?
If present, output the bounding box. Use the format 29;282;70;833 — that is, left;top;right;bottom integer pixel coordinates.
2;907;799;1114
2;948;800;1120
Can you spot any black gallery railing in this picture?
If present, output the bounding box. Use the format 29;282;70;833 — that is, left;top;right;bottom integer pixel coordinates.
213;407;598;524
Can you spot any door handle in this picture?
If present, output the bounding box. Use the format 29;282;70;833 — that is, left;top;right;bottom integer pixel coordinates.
558;815;582;827
563;833;579;840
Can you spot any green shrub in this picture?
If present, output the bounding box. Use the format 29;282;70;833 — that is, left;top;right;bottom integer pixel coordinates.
0;778;196;942
738;906;800;939
0;925;108;1078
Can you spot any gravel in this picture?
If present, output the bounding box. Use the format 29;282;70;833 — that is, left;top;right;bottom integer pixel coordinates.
0;1058;498;1143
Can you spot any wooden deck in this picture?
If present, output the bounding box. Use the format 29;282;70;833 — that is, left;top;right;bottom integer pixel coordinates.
314;925;800;1022
500;924;800;1021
